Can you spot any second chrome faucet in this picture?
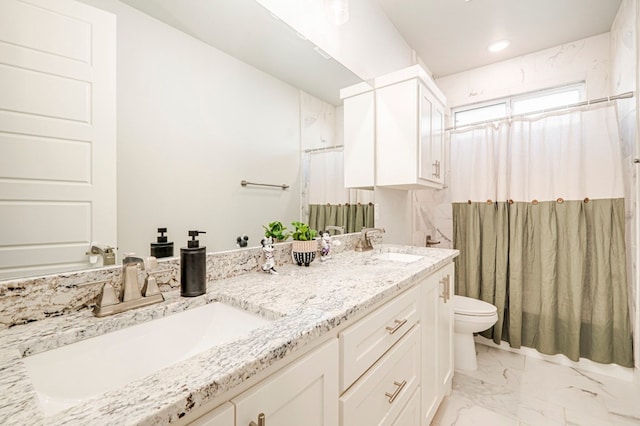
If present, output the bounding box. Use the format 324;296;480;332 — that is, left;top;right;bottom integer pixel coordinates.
355;227;386;252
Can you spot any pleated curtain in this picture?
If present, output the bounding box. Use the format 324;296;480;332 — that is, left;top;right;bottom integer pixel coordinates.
308;203;375;234
451;104;633;367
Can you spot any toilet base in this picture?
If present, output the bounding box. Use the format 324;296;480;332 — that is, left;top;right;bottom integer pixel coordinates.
454;332;478;371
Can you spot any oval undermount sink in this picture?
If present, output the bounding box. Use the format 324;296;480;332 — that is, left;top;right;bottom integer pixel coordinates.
22;302;272;417
372;252;424;263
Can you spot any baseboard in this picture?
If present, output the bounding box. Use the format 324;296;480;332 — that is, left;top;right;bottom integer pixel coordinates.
474;335;636;382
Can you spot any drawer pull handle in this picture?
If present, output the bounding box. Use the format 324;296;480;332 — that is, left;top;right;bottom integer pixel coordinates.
384;380;407;403
385;318;407;334
249;413;265;426
439;275;451;303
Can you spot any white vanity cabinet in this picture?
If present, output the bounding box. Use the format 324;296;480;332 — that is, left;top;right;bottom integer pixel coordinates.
420;262;454;425
187;260;456;426
375;65;446;190
233;339;338;426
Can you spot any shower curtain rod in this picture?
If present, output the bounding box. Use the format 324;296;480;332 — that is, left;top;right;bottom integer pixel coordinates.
445;91;635;132
304;144;344;153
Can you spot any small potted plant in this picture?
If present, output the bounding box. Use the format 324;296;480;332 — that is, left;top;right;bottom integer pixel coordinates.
262;221;290;242
291;221;318;266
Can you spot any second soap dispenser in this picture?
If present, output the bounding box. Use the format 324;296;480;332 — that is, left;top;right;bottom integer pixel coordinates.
150;227;174;258
180;230;207;297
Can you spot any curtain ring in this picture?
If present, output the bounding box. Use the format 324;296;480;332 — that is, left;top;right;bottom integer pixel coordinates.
584;197;590;203
532;199;539;205
508;199;514;205
557;198;564;204
467;200;472;205
486;199;493;205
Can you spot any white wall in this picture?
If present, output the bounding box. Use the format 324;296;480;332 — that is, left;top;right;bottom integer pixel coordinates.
79;0;303;256
610;0;638;370
413;33;612;251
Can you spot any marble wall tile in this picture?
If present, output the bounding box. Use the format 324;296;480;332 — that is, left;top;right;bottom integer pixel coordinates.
610;0;638;370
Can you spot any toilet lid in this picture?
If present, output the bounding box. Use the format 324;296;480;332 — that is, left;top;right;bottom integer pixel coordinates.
453;295;497;316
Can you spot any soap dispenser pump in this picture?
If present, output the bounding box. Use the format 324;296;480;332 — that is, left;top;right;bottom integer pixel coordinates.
180;230;206;297
150;227;174;258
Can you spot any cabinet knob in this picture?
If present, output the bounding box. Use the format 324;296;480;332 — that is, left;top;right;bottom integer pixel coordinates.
249;413;265;426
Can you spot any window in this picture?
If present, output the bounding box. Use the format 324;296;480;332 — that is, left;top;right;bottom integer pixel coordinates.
452;83;585;128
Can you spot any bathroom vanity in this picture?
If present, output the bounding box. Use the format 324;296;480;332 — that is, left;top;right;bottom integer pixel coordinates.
0;244;457;425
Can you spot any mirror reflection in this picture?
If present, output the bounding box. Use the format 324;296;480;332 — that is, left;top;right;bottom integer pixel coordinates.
0;0;364;280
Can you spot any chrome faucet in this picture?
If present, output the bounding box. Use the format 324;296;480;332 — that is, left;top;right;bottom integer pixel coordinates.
93;254;164;317
355;227;386;252
86;244;116;266
325;225;345;235
121;255;145;302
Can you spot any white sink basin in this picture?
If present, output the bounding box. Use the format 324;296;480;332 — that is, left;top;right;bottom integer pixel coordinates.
372;252;424;263
22;302;271;417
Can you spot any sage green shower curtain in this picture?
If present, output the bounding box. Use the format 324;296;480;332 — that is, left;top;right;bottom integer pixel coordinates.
451;104;633;367
308;203;375;234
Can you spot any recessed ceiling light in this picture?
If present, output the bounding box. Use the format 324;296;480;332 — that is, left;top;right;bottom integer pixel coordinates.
488;40;510;52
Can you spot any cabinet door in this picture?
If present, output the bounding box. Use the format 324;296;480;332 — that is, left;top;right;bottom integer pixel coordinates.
376;80;418;187
344;91;375;189
418;84;445;186
437;263;454;398
418;83;433;182
233;340;338;426
431;102;445;185
420;275;439;425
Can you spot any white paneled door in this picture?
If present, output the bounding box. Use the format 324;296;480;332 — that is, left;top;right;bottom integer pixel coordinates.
0;0;116;279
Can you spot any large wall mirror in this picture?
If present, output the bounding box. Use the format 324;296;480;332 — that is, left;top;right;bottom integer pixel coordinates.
0;0;362;280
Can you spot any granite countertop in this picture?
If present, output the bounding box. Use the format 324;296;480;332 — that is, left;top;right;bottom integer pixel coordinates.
0;245;458;425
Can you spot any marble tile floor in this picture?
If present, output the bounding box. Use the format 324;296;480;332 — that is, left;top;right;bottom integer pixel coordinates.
432;344;640;425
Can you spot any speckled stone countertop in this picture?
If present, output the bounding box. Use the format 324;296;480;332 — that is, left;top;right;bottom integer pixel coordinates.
0;245;457;425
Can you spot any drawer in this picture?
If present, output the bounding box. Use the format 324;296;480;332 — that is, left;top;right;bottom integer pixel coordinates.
392;386;421;426
340;325;421;426
340;286;420;391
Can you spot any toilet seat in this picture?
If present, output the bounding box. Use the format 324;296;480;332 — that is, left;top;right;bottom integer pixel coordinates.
453;295;497;317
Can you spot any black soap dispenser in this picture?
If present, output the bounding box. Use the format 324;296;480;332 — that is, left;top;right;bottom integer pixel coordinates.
180;230;207;297
150;227;174;258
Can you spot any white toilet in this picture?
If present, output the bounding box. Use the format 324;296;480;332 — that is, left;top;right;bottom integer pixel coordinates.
453;295;498;371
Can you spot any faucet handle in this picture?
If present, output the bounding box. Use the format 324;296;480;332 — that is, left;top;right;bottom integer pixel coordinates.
144;256;158;271
123;253;145;269
96;283;119;307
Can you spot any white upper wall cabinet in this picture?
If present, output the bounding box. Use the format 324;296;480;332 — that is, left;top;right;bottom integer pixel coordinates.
341;65;446;191
375;66;446;190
